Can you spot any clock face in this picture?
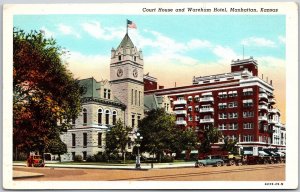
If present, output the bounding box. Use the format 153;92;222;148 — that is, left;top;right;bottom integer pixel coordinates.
117;68;123;77
133;69;138;78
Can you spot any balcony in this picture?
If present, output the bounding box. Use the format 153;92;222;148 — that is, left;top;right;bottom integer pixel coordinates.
268;108;280;114
200;97;214;102
259;93;268;100
176;120;187;125
173;100;187;105
258;116;268;121
268;98;276;104
268;119;277;124
200;107;214;113
259;105;268;111
200;118;214;123
174;110;187;115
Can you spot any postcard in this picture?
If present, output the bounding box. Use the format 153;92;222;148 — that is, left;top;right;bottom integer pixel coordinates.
2;2;298;190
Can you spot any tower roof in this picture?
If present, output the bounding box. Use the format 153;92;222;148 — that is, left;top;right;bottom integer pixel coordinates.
117;33;135;50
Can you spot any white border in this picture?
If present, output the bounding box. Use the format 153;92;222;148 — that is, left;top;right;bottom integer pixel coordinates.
3;2;298;189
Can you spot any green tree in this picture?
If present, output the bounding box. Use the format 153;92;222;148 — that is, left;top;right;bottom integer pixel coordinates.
105;119;132;163
13;28;83;158
45;136;67;162
139;108;197;162
199;127;223;154
221;136;238;154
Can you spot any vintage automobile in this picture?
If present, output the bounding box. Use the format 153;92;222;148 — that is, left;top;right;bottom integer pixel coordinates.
27;155;45;167
195;155;224;167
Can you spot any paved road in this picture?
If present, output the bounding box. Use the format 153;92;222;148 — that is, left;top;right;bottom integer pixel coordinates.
13;164;285;181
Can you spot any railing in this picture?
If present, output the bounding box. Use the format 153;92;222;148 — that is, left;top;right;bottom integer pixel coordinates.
200;118;214;123
200;97;214;102
259;93;268;99
176;120;187;125
268;119;278;124
258;116;268;121
199;108;214;113
259;105;268;111
268;98;276;104
173;100;187;105
174;110;187;115
268;108;280;114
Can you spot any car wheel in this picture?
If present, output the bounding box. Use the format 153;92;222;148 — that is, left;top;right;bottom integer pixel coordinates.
198;163;204;167
195;162;199;168
229;160;235;166
216;161;222;167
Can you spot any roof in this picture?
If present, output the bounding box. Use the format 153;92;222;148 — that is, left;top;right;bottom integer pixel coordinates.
117;33;135;50
144;94;159;111
79;77;100;98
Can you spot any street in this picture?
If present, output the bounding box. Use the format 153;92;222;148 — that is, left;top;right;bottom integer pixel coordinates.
13;164;285;181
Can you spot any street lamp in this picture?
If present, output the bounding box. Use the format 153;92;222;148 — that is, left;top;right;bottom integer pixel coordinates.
135;132;143;169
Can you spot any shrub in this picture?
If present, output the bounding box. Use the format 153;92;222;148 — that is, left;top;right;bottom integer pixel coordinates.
161;155;174;163
74;155;83;162
86;155;96;162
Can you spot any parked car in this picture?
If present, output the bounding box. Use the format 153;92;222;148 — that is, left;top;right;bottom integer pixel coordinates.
195;155;224;167
27;155;45;167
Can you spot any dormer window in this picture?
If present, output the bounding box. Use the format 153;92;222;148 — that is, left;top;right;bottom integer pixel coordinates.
118;55;121;61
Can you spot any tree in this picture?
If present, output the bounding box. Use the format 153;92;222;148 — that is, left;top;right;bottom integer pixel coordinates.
45;137;67;162
199;127;223;154
139;108;197;162
13;28;83;157
221;136;238;155
105;119;132;163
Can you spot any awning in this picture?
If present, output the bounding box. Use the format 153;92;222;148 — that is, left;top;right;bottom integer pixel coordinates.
243;99;253;103
258;151;269;156
232;90;237;94
228;91;233;94
195;95;199;98
188;96;193;99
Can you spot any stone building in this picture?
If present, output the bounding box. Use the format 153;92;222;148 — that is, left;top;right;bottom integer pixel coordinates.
60;33;147;161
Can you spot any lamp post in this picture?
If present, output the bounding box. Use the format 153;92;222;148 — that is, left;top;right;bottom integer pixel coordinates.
135;132;143;169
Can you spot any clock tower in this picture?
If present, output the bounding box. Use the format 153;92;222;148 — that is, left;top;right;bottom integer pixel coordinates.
110;33;144;128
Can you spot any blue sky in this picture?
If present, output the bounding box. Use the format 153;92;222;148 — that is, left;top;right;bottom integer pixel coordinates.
14;14;286;121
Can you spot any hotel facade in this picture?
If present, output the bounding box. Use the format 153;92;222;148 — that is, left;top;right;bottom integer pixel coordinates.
145;58;286;151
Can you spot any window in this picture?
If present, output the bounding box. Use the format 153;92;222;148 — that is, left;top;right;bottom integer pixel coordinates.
243;88;253;96
243;99;253;108
188;106;192;112
72;134;76;147
195;105;199;111
83;108;87;125
137;115;141;127
188;96;193;102
228;113;238;119
83;151;87;160
118;55;121;61
134;56;136;61
98;109;102;125
243;111;254;118
135;90;137;105
131;89;133;105
228;123;238;130
218;124;226;130
243;135;253;142
108;90;111;99
188;116;193;121
72;116;76;125
112;111;117;125
139;91;141;106
98;133;102;147
195;116;200;121
104;89;107;98
72;152;75;160
243;123;254;129
105;110;110;125
219;113;227;119
228;101;238;108
83;133;87;148
218;92;227;98
132;115;135;127
218;103;227;109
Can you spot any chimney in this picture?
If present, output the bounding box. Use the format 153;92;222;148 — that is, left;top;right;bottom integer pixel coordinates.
270;80;272;85
175;82;177;87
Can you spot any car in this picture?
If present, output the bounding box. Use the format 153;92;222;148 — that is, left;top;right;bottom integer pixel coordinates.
195;155;224;167
27;155;45;167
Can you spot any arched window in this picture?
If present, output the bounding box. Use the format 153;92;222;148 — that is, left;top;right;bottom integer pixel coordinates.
112;111;117;125
83;108;87;125
98;109;103;125
105;110;110;125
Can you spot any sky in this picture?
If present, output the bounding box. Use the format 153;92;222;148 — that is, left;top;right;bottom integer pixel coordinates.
13;14;286;122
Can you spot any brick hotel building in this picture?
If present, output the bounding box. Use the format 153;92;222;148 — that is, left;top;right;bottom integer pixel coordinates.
145;58;286;151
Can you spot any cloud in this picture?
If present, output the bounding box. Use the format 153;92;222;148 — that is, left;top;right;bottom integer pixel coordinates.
187;39;212;49
81;21;123;41
40;26;55;38
58;24;80;38
278;35;286;44
64;51;110;81
241;37;276;48
213;45;239;61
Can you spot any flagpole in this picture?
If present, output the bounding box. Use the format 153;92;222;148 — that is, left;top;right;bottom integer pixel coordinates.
126;19;128;34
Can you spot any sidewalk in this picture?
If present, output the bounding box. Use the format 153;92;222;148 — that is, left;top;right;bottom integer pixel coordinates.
14;161;196;170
